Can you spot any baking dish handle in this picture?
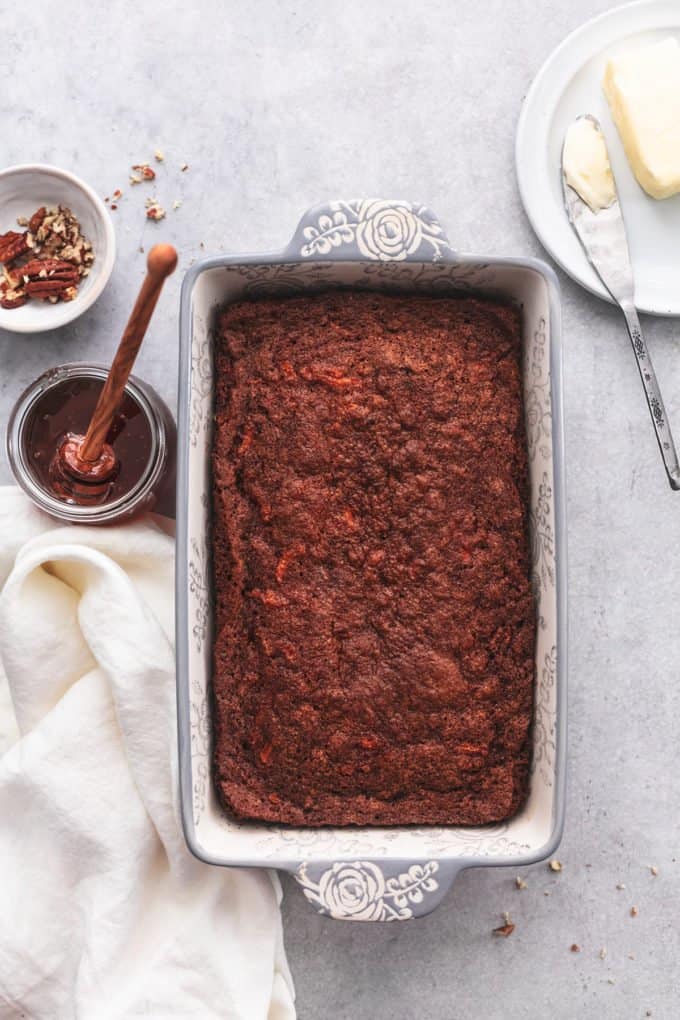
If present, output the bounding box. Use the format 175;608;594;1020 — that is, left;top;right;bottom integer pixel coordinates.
285;199;453;263
293;858;461;922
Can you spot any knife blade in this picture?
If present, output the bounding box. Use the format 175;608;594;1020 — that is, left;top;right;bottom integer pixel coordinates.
562;115;680;491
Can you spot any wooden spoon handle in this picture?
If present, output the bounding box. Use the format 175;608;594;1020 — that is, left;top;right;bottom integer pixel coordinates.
79;244;177;463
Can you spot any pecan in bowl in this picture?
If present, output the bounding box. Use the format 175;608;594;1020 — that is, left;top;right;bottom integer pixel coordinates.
0;204;95;311
0;230;32;266
20;259;80;302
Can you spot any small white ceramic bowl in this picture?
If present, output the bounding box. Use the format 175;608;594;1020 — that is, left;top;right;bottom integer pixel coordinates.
0;164;115;334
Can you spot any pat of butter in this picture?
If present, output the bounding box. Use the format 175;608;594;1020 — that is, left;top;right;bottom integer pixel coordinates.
603;37;680;200
563;117;616;212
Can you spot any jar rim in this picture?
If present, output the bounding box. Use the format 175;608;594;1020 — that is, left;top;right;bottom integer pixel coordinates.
6;362;168;524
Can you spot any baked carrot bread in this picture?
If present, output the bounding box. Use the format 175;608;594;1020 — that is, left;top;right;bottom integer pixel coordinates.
212;291;535;826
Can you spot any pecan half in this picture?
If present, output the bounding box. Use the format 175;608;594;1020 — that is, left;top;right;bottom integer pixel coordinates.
20;258;80;298
28;207;47;233
0;231;30;265
1;291;27;309
0;267;27;307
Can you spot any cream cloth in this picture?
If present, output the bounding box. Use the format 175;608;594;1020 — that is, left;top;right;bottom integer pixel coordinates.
0;487;294;1020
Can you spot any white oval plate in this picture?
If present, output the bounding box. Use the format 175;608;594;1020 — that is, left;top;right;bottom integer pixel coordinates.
516;0;680;316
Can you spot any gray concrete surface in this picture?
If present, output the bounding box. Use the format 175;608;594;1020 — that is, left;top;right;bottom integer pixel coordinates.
2;2;679;1017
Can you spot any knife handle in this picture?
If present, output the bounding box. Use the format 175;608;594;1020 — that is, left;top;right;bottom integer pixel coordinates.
621;301;680;491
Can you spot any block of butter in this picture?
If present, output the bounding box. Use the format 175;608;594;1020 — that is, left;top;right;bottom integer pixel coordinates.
603;37;680;200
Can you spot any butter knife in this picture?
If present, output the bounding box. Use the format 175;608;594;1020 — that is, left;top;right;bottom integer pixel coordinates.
562;114;680;491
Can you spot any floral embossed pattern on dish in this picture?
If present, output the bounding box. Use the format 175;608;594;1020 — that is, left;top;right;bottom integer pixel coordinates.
299;199;450;262
297;860;440;921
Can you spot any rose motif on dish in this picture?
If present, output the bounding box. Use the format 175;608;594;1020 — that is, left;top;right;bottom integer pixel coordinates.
319;861;386;920
296;860;439;921
354;200;423;261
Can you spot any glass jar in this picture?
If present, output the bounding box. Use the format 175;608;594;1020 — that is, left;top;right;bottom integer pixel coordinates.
6;363;176;524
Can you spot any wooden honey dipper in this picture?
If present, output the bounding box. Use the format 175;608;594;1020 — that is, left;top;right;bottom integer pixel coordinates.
50;244;177;495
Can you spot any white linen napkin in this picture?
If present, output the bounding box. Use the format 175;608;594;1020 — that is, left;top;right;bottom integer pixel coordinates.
0;487;294;1020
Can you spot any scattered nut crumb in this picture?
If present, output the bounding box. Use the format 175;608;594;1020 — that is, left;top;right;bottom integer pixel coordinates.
145;197;166;222
616;883;626;890
112;189;122;200
628;953;635;960
630;906;638;917
599;947;607;959
570;944;581;953
154;149;165;162
607;978;615;985
543;890;551;897
515;876;527;890
549;859;562;872
650;865;658;876
493;921;515;938
172;199;182;210
180;163;189;171
130;173;143;185
110;204;118;211
132;163;156;181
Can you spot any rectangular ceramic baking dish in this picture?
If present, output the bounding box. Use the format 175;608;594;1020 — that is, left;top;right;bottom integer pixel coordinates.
176;198;567;921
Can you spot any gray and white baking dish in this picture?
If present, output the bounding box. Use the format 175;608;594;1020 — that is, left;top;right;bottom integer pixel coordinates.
176;199;567;921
